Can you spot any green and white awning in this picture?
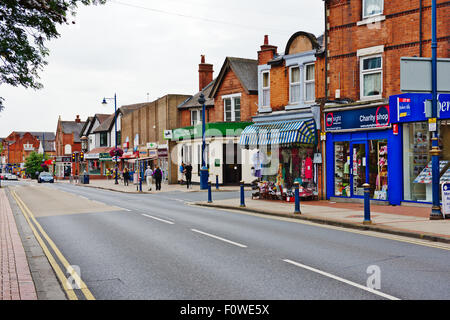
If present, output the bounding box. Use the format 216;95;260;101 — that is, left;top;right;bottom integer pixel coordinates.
239;119;316;146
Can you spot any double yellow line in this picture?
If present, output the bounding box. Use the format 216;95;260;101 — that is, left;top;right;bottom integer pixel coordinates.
11;190;95;300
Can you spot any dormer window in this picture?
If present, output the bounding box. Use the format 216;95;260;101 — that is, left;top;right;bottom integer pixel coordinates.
363;0;383;19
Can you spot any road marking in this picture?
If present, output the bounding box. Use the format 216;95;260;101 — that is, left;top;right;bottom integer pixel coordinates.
12;190;95;300
283;259;400;300
120;207;132;212
142;214;174;225
191;229;247;248
206;206;450;251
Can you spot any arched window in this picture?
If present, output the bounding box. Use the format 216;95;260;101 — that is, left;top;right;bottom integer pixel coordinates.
64;144;72;155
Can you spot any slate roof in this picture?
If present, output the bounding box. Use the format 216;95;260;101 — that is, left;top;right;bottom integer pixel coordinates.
93;113;115;133
59;121;85;143
177;79;216;110
210;57;258;98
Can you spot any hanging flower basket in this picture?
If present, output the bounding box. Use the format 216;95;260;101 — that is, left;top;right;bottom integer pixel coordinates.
109;148;124;158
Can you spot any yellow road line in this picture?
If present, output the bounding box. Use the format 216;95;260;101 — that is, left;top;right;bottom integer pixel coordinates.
12;190;95;300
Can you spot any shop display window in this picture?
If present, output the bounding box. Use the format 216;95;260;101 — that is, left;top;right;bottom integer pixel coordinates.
88;160;101;175
404;121;450;202
369;139;388;200
334;142;351;197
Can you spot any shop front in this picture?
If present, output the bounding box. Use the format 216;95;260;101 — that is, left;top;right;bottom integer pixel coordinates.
325;103;402;205
239;115;320;200
54;156;72;179
390;93;450;204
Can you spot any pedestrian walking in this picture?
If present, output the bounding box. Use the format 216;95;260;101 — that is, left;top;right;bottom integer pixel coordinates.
179;162;185;185
184;163;193;189
144;165;153;191
153;166;163;191
123;168;130;186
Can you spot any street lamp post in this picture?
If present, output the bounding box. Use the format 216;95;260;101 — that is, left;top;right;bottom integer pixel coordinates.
430;0;443;220
198;93;209;190
102;94;119;185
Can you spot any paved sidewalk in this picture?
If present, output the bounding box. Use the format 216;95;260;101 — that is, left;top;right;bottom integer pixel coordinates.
57;178;249;194
0;189;37;300
196;198;450;244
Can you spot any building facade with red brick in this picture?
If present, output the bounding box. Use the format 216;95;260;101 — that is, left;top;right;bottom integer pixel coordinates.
318;0;450;206
173;56;258;186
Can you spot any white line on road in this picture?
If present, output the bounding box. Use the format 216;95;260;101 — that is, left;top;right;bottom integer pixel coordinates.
191;229;247;248
283;259;400;300
142;214;175;225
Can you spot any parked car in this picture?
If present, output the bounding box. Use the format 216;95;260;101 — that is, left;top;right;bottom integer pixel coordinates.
1;173;11;180
7;173;18;181
38;172;54;183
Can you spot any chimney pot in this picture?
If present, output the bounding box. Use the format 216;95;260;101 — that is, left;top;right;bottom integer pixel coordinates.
264;35;269;45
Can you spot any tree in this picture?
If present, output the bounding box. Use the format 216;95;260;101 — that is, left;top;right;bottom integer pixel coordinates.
24;151;48;179
0;0;106;111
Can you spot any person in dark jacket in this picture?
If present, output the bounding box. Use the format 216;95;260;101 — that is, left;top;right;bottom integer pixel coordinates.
153;166;163;191
123;168;130;186
184;163;193;189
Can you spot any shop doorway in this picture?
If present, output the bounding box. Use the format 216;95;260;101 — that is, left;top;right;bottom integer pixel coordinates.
351;142;367;198
223;142;241;185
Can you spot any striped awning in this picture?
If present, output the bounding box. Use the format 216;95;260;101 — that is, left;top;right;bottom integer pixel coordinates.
239;119;316;146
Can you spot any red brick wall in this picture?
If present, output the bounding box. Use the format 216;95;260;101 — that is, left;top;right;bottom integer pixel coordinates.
317;0;450;101
269;63;290;111
213;69;258;122
5;133;40;164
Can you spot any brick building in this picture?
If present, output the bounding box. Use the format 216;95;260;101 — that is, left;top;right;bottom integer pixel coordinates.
239;33;323;198
318;0;450;205
173;56;258;185
54;115;85;178
120;95;191;184
1;131;55;175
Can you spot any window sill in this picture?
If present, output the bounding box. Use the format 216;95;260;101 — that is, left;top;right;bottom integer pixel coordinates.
357;15;386;26
360;96;383;102
258;107;272;113
285;103;314;111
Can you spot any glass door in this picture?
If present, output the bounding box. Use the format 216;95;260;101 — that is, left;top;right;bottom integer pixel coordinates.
351;142;367;197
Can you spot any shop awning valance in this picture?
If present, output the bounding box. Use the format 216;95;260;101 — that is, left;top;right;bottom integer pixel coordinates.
239;119;316;146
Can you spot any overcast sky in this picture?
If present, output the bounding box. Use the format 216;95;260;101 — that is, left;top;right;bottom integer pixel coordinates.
0;0;324;137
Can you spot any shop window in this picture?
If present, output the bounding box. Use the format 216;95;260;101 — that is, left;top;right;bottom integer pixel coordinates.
304;64;315;103
363;0;383;19
403;121;450;202
360;55;382;100
369;139;388;200
335;142;351;197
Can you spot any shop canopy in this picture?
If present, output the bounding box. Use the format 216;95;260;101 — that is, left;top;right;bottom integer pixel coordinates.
239;119;316;147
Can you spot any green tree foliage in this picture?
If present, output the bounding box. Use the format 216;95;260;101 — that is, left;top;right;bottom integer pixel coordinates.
0;0;106;111
24;151;48;179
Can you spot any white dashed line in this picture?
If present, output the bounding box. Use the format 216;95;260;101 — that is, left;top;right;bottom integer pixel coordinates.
142;214;175;225
283;259;400;300
191;229;247;248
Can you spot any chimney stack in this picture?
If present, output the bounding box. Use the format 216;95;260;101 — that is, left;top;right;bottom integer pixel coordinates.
258;35;278;65
198;55;214;91
75;115;81;123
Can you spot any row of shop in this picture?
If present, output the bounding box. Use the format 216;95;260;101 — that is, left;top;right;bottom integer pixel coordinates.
232;93;449;206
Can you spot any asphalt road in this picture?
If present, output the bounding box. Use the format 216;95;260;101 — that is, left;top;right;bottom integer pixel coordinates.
7;180;450;300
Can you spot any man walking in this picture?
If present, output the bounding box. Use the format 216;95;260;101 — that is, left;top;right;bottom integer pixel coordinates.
153;166;163;191
184;163;193;189
144;165;153;191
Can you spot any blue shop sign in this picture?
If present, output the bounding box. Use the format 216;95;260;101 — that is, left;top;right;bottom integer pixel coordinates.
389;93;450;123
324;105;390;131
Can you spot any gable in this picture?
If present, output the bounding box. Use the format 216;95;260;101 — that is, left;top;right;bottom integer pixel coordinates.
285;32;320;55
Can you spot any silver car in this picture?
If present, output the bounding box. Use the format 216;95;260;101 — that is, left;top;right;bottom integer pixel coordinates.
38;172;54;183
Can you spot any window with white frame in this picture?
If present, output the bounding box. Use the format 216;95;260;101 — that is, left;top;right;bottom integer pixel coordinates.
304;64;315;102
360;55;382;99
223;96;241;122
182;144;192;164
261;71;270;107
191;109;202;126
289;66;301;104
363;0;383;19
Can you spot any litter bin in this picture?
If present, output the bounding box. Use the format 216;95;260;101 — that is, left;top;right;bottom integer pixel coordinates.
81;174;89;184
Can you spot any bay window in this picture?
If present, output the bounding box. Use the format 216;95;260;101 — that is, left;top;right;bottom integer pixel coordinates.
289;66;301;104
262;71;270;107
304;64;315;102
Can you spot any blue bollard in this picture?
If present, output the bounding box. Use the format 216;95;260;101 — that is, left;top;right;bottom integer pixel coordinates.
208;181;212;203
294;182;301;214
216;175;219;190
240;180;245;207
363;183;371;224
